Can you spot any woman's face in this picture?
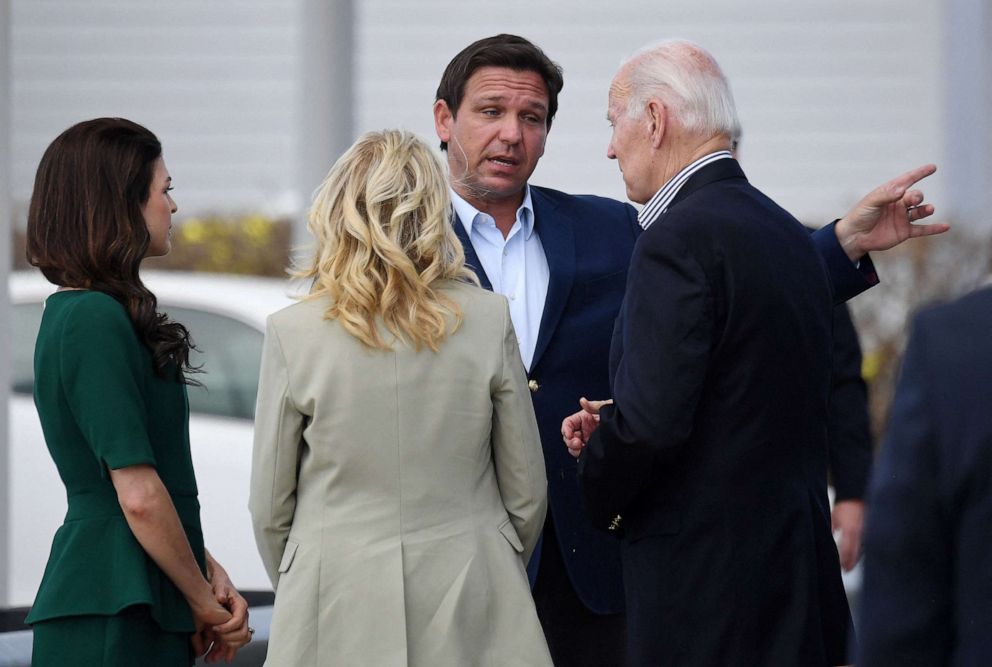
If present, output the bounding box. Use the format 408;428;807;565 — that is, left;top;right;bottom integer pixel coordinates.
142;157;177;257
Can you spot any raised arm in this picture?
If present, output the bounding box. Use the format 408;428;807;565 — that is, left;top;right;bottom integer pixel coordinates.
834;164;944;262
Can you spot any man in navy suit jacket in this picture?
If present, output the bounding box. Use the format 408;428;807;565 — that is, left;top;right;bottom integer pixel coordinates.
564;39;943;666
433;35;638;666
858;284;992;665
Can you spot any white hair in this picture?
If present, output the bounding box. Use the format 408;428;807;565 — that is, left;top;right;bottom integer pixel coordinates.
618;39;741;143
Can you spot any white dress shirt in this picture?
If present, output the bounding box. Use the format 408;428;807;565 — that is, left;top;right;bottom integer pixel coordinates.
452;187;549;371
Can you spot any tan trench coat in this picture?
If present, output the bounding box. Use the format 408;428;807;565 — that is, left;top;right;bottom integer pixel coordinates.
250;281;552;666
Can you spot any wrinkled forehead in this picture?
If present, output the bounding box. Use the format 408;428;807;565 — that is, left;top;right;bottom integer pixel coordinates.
608;66;634;105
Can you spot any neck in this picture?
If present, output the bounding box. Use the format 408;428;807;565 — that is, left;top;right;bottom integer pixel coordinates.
655;133;732;192
453;185;524;239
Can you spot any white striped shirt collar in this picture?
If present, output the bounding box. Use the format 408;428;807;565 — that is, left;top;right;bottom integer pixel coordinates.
637;150;734;230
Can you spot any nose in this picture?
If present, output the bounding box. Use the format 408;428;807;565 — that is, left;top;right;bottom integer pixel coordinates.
498;117;522;145
169;195;178;214
606;141;617;160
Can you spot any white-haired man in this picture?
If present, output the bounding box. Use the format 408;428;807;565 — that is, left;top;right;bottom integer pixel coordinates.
563;40;942;666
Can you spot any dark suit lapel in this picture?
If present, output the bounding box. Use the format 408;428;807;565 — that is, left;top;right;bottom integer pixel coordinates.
531;187;575;370
452;214;493;291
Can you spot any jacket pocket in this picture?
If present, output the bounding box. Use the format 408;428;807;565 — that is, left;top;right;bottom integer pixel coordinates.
278;540;299;573
625;509;681;543
579;269;627;305
497;519;524;553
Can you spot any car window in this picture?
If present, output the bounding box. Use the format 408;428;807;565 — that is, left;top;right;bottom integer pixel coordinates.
10;301;44;395
166;306;263;421
9;300;263;421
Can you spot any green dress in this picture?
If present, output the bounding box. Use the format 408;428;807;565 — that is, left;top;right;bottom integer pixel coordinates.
26;291;205;666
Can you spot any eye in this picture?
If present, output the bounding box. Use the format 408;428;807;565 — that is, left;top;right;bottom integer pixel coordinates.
481;108;500;117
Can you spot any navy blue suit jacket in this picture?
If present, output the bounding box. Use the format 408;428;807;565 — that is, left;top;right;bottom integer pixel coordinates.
859;285;992;666
453;184;640;615
580;159;857;665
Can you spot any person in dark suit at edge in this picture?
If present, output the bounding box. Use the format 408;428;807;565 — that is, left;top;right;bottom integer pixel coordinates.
826;300;873;572
562;38;943;666
438;35;941;666
858;280;992;666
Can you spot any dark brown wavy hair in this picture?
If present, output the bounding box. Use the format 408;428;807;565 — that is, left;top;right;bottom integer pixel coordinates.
435;34;564;151
26;117;198;382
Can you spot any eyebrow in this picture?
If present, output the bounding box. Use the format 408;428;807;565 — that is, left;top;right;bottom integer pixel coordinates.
476;95;548;113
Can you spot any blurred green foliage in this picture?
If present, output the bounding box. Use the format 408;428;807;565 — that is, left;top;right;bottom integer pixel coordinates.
144;214;293;277
14;213;295;277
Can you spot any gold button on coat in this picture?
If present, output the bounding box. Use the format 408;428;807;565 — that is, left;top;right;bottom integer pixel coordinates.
528;380;539;393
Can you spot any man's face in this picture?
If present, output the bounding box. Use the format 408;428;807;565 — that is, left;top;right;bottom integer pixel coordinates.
434;66;549;209
606;80;655;205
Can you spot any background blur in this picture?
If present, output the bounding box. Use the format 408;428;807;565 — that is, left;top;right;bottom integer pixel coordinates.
2;0;991;618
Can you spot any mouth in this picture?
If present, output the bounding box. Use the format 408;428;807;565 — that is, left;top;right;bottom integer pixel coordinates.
486;155;519;168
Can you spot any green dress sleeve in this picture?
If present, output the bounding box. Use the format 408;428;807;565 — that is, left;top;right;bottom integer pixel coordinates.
59;292;158;471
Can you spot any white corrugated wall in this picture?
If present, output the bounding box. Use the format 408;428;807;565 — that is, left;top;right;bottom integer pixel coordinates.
10;0;300;216
7;0;986;227
356;0;944;224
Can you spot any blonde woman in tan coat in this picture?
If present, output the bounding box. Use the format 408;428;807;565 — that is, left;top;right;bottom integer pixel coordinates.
249;130;552;667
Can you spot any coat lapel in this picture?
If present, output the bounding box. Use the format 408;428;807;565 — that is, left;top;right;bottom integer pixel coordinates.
530;187;575;370
451;190;575;372
452;214;493;291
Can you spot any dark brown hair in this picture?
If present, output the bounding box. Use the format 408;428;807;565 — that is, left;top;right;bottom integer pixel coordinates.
435;34;564;151
26;117;198;382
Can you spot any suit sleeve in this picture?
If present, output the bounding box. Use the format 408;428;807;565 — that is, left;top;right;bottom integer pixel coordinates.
811;221;879;304
579;223;712;525
827;303;872;501
858;315;952;664
249;316;305;589
490;297;548;564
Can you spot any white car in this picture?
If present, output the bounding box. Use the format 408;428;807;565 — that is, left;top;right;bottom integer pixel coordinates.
6;270;302;608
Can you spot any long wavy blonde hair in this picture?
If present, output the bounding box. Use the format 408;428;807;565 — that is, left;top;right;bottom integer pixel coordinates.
298;129;478;351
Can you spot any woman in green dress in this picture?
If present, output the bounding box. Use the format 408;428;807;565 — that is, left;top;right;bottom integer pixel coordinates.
24;118;253;665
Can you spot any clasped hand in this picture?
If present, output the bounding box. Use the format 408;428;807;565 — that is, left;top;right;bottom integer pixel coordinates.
192;557;252;663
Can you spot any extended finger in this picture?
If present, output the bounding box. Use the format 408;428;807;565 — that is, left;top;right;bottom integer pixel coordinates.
579;397;613;414
907;221;950;238
892;163;937;191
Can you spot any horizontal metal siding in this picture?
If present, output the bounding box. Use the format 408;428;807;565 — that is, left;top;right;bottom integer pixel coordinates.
10;0;947;226
356;0;943;224
10;0;299;216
